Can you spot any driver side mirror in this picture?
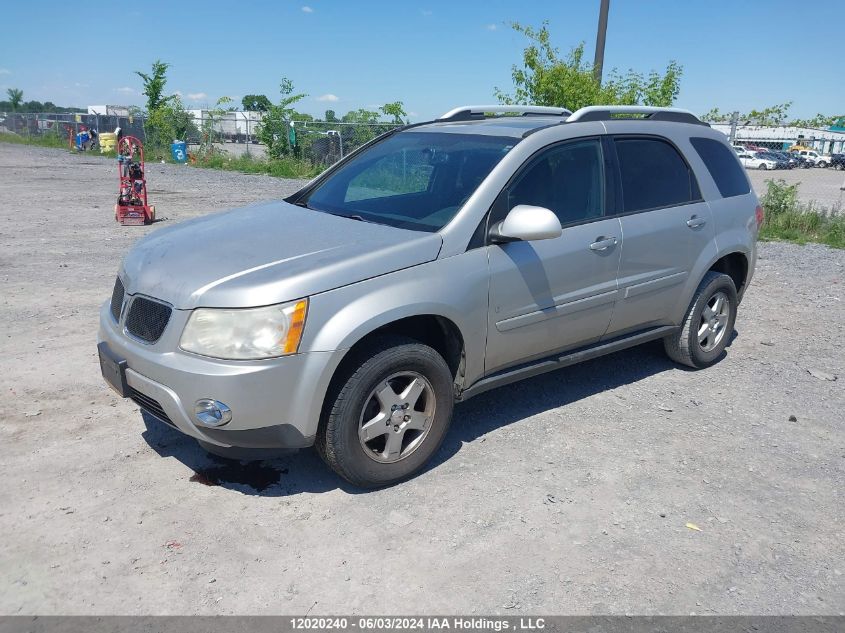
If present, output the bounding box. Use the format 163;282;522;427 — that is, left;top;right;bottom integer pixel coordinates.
489;205;562;243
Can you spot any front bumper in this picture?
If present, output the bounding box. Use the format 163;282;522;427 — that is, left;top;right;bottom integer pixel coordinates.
97;301;344;448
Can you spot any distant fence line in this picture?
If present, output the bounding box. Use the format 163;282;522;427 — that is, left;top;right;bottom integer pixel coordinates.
0;111;402;165
0;111;147;145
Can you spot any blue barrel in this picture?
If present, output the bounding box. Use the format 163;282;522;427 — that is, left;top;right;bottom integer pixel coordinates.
75;131;89;150
170;140;187;163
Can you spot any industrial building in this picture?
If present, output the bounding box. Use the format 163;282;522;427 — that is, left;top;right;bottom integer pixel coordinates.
710;123;845;154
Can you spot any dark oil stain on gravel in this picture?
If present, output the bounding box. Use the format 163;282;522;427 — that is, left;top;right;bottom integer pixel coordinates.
190;463;289;491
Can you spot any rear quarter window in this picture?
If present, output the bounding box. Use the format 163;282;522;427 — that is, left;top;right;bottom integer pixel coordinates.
689;137;751;198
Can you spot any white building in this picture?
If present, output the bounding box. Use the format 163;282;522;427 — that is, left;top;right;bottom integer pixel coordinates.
187;109;264;138
710;123;845;154
87;105;131;116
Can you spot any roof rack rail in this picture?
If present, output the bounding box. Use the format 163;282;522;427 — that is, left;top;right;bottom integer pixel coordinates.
566;105;708;126
438;105;573;122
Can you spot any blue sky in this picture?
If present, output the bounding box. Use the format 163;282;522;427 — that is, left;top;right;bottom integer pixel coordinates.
0;0;841;120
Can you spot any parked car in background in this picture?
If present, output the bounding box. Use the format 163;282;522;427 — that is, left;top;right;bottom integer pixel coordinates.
738;151;778;170
770;151;798;169
830;153;845;170
98;104;761;486
788;152;812;168
792;149;831;167
760;152;789;169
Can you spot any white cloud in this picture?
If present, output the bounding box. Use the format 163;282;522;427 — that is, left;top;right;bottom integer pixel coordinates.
187;92;207;100
316;93;339;102
485;23;498;31
420;9;432;16
115;86;136;95
0;68;11;75
301;5;314;12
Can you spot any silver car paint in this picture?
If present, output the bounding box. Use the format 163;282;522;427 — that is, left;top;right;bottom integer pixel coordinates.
121;201;443;309
485;216;623;374
98;115;759;449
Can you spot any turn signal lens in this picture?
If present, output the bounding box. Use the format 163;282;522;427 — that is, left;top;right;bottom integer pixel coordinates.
283;299;308;354
755;205;764;229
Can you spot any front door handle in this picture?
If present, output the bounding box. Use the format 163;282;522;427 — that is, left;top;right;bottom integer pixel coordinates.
589;236;618;251
686;215;707;228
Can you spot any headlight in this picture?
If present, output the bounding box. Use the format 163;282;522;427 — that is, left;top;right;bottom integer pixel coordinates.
180;298;308;360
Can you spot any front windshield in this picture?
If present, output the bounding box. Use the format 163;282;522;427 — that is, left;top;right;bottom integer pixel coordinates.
302;131;516;232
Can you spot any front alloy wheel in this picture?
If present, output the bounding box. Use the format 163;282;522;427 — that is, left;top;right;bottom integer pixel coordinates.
317;335;454;487
358;372;435;463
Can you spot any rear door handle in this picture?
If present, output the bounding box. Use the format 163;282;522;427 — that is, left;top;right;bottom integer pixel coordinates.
686;215;707;228
589;236;618;251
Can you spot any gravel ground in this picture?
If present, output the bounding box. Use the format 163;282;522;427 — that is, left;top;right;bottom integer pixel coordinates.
1;143;843;616
747;167;845;212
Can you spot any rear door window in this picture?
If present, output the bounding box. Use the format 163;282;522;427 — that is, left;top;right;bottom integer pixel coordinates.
689;137;751;198
614;137;700;213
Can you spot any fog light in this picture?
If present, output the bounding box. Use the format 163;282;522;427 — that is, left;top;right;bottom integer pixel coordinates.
194;399;232;427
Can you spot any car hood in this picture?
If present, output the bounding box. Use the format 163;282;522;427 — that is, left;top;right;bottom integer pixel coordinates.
120;201;443;309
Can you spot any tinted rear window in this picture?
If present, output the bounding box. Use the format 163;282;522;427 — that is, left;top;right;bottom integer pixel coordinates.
689;137;751;198
614;137;700;213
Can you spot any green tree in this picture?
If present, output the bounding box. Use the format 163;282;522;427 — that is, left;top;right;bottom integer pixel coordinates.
256;78;307;159
135;60;172;113
6;88;23;111
495;21;683;111
380;101;408;124
242;94;272;111
341;108;380;124
700;103;844;129
196;96;233;157
324;109;337;122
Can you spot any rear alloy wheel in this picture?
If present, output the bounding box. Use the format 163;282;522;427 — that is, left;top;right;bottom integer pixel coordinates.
664;271;738;369
817;161;827;168
317;336;454;487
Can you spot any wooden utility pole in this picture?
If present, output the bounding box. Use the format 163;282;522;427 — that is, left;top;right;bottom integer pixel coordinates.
593;0;611;84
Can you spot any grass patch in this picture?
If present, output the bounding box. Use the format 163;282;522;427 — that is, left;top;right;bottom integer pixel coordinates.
1;132;323;180
189;151;321;179
759;179;845;249
0;130;71;150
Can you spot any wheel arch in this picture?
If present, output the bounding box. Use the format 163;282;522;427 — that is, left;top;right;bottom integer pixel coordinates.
317;313;467;428
341;314;465;381
707;250;750;297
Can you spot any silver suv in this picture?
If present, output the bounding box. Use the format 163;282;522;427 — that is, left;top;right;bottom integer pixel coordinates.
98;104;761;487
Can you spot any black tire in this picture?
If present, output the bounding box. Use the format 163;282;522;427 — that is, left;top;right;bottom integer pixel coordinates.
664;271;738;369
757;163;768;170
817;161;827;168
316;335;454;488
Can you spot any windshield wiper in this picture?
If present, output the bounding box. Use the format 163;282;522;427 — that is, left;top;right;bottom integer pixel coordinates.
331;212;370;223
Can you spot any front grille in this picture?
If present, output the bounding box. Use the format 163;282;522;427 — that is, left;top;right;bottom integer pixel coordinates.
129;387;175;426
125;297;172;343
110;277;125;321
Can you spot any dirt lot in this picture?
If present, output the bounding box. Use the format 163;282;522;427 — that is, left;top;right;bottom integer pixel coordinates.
0;143;843;615
747;166;845;211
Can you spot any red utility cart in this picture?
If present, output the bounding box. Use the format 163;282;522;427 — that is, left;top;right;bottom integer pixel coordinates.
115;136;155;225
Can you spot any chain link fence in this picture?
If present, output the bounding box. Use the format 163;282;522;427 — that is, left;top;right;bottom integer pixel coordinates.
1;110;404;166
0;111;147;147
186;111;403;165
